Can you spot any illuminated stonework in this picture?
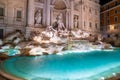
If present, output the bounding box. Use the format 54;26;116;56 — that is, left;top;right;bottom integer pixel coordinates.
0;0;100;38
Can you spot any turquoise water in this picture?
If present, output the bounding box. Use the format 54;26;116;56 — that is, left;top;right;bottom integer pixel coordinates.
0;49;120;80
6;49;20;56
0;48;20;56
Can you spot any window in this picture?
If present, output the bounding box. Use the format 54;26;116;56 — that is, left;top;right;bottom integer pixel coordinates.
114;17;118;22
107;19;110;24
89;22;92;27
16;10;22;21
84;21;86;27
114;25;118;29
107;12;109;16
114;1;118;6
17;10;22;18
95;23;98;29
0;7;4;19
107;5;110;9
114;10;118;14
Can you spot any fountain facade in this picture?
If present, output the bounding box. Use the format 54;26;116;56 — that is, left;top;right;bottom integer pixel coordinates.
0;0;100;38
28;0;100;38
0;0;103;57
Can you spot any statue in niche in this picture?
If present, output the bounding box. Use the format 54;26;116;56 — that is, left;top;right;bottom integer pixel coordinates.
56;13;65;31
34;9;42;25
74;16;78;29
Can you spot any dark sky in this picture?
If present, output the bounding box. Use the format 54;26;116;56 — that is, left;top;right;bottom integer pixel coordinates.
100;0;112;5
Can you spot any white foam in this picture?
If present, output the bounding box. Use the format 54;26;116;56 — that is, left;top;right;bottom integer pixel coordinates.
1;45;10;49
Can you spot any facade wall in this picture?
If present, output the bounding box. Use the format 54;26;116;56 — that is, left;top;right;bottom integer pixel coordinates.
29;0;100;34
0;0;100;39
101;0;120;36
82;0;100;33
0;0;27;37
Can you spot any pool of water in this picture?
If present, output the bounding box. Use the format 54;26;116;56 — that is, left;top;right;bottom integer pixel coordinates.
0;49;120;80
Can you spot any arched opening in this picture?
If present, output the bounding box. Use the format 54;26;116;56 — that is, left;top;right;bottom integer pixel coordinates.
51;0;68;29
54;0;66;10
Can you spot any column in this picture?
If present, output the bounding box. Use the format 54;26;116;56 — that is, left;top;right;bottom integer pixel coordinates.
66;9;70;29
79;1;83;29
25;0;34;40
46;0;51;26
28;0;34;27
50;5;54;25
70;0;74;29
42;0;47;27
68;11;71;29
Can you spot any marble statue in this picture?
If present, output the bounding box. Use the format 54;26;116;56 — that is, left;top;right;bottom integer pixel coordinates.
35;10;42;25
74;17;78;29
46;25;56;32
56;13;65;31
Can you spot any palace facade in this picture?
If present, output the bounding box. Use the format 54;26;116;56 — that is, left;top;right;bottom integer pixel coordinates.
0;0;100;39
101;0;120;37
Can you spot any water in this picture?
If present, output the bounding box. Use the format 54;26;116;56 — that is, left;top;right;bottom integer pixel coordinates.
0;48;20;56
0;49;120;80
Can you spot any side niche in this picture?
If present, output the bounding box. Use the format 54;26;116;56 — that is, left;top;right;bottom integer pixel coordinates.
74;15;79;29
34;8;43;26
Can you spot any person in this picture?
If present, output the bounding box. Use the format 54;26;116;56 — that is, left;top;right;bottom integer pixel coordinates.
35;10;42;24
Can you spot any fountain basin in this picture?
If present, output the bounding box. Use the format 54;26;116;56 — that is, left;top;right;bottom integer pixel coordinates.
0;49;120;80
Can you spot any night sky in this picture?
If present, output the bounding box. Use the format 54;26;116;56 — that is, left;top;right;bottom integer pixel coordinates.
100;0;112;5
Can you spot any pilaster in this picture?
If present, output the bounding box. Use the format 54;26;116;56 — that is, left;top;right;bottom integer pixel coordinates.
50;5;54;25
66;9;70;29
28;0;35;27
46;0;51;26
70;0;74;29
79;0;83;29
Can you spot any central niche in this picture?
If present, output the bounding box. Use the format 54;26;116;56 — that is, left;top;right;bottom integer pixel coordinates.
54;0;66;10
52;0;67;29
